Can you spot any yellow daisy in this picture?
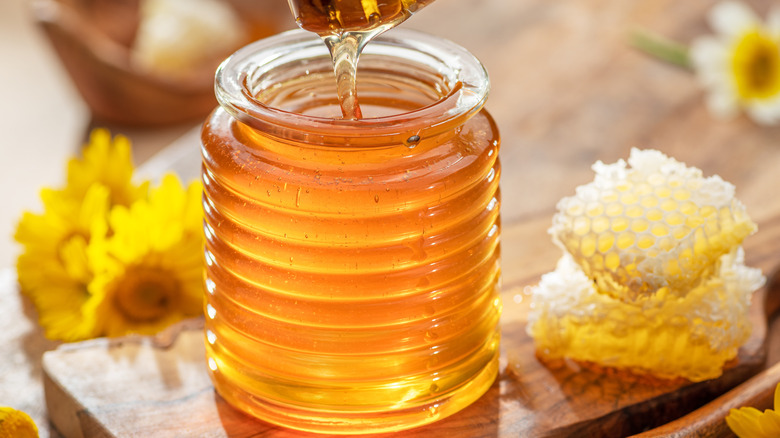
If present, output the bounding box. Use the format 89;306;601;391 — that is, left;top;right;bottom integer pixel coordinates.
690;1;780;124
86;174;203;337
15;128;201;341
726;382;780;438
63;128;148;206
14;183;110;341
0;407;38;438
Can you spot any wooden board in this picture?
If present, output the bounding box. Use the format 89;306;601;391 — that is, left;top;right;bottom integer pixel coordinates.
41;229;779;437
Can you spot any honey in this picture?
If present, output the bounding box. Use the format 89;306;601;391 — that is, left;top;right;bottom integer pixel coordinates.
287;0;434;119
288;0;433;34
202;29;501;434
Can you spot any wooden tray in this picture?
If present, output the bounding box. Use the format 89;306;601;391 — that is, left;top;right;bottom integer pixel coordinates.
42;280;775;438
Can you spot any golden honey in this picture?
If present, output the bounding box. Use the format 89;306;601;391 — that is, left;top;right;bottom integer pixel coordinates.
288;0;434;34
201;29;501;434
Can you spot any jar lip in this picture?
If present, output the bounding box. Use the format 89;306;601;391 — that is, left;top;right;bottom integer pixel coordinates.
214;28;489;143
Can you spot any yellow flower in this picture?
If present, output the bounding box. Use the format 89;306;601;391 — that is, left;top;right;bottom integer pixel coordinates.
14;128;194;342
690;1;780;124
86;174;203;337
14;184;110;341
727;382;780;437
63;128;148;206
0;407;39;438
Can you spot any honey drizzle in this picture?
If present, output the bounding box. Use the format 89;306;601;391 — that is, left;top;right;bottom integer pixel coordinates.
288;0;434;119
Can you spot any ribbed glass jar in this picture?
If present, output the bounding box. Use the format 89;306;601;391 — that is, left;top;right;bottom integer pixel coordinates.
201;28;501;434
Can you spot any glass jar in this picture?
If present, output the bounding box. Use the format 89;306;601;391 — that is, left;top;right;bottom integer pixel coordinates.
201;28;501;434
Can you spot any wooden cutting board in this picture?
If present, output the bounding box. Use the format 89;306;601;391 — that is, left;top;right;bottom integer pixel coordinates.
42;274;776;438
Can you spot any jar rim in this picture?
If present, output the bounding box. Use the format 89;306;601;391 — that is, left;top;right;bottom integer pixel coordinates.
214;28;490;145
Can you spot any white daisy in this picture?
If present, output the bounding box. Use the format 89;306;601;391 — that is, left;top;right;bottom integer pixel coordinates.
690;1;780;125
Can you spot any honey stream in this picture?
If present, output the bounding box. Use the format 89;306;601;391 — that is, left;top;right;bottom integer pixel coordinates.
288;0;434;119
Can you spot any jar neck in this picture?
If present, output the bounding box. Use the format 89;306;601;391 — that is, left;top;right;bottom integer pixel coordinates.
215;29;490;148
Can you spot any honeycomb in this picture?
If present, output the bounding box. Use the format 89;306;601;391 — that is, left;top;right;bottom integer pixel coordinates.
529;149;765;381
551;148;757;302
527;250;763;381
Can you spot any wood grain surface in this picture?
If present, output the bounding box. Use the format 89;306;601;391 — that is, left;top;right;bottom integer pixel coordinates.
632;361;780;438
40;275;775;437
5;0;780;437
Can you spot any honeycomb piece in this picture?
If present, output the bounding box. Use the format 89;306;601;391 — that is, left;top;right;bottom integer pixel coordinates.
527;249;764;382
551;149;757;301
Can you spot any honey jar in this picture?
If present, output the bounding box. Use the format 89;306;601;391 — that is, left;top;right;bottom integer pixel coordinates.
201;28;501;434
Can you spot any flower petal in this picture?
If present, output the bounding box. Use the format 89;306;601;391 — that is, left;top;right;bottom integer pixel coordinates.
690;37;729;70
706;89;741;119
727;407;767;438
0;407;39;438
774;382;780;411
767;7;780;36
710;1;759;37
689;37;735;95
746;99;780;125
761;410;780;435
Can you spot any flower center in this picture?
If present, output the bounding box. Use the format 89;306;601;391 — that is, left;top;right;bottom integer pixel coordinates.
114;267;179;322
731;29;780;100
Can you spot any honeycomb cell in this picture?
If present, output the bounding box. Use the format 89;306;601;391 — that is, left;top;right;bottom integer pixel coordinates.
635;182;653;195
657;237;675;252
605;203;624;217
611;217;629;232
580;234;597;257
598;234;615;253
605;253;620;271
566;201;585;216
660;199;678;211
631;219;649;233
602;191;619;203
680;201;697;215
640;196;659;208
638;235;654;250
586;202;605;217
673;189;691;201
616;232;635;250
651;223;669;237
686;215;704;228
666;212;684;226
573;216;590;236
654;186;672;198
626;205;644;218
646;209;663;221
700;205;717;217
667;176;683;188
672;227;690;240
592;216;610;233
620;193;639;205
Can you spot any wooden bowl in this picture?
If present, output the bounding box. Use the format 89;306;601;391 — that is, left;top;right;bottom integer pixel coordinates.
31;0;295;127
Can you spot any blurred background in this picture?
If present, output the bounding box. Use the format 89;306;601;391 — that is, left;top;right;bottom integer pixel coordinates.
3;0;779;270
